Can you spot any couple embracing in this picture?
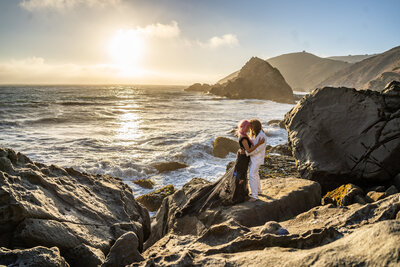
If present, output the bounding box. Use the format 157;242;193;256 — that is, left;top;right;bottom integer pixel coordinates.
235;119;267;202
176;119;267;218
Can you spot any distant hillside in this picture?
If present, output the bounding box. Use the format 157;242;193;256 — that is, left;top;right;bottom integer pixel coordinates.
317;46;400;90
327;54;376;63
217;52;350;91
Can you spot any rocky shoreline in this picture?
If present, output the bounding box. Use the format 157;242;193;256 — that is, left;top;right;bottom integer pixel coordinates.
1;83;400;266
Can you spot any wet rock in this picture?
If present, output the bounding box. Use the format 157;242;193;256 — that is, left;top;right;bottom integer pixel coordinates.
386;185;398;196
102;232;143;267
0;246;69;267
133;179;154;189
212;136;239;158
209;57;294;103
0;147;150;265
322;184;364;206
285;85;400;192
366;191;386;202
153;162;187;173
136;185;176;212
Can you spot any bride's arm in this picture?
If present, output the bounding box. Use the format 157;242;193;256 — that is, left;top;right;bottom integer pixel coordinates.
242;138;265;153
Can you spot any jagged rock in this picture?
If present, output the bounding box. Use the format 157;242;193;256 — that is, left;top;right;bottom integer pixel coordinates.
0;147;150;266
386;185;399;196
284;85;400;192
212;136;240;158
209;57;294;103
144;176;320;249
322;184;364;206
102;232;143;267
366;191;386;202
139;193;400;266
133;179;154;189
136;185;176;212
184;83;211;92
0;246;69;267
153;162;187;173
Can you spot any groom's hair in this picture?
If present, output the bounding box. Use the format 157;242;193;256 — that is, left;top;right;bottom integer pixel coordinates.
250;119;262;137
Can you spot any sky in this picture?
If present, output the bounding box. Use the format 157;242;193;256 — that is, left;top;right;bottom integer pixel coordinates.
0;0;399;85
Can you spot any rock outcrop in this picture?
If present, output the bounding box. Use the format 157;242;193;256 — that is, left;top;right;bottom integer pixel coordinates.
284;84;400;192
184;83;211;92
138;193;400;266
144;176;321;250
0;147;150;266
367;69;400;91
210;57;294;103
212;136;240;158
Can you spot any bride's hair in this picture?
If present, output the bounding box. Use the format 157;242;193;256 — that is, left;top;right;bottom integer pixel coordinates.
250;119;262;138
237;120;250;138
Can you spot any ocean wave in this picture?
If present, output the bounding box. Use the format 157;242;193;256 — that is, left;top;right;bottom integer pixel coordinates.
0;121;20;127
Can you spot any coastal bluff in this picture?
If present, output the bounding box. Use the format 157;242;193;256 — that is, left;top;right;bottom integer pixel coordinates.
185;57;295;104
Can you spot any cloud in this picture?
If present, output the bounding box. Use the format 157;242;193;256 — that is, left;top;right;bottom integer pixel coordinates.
136;21;180;39
199;34;239;49
19;0;121;11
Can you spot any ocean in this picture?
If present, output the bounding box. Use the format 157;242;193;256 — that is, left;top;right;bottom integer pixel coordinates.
0;85;295;197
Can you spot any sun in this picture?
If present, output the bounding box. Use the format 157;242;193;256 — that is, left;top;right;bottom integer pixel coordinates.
108;29;145;75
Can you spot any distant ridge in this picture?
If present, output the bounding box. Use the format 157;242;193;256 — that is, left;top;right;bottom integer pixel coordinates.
217;51;350;91
327;54;376;63
317;46;400;90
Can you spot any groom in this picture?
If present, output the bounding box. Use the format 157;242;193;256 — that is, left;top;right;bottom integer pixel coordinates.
245;119;267;202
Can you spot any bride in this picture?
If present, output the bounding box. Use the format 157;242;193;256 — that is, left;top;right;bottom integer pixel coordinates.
176;120;265;217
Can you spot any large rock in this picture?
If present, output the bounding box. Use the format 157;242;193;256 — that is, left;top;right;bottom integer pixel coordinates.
212;136;240;158
0;147;150;266
144;176;321;249
284;84;400;192
0;246;69;267
209;57;294;103
102;232;143;267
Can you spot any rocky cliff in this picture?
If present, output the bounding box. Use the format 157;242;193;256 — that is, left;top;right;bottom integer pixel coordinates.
210;57;294;103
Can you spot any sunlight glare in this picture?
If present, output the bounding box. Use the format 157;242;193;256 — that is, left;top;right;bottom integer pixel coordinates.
108;29;146;76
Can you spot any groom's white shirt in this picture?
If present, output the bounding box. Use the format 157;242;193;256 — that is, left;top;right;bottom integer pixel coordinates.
245;130;267;166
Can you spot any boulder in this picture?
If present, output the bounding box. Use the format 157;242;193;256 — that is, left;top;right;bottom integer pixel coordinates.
133;179;155;189
269;143;292;156
322;184;364;206
284;85;400;192
153;162;187;173
209;57;294;104
136;185;176;212
144;176;321;249
212;137;240;158
0;147;150;266
65;244;104;267
102;232;143;267
0;246;69;267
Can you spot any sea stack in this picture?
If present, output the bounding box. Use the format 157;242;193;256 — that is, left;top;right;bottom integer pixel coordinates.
209;57;295;103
